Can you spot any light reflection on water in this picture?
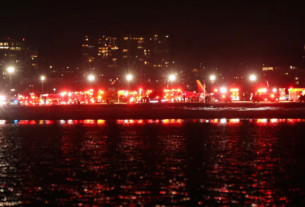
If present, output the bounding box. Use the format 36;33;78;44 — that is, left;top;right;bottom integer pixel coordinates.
0;119;304;125
0;119;304;205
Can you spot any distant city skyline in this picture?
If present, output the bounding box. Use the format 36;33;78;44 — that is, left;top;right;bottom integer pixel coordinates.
1;1;305;69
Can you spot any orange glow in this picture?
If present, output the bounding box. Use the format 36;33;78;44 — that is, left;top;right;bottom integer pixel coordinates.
229;119;240;123
230;88;239;92
97;120;105;124
271;94;274;98
258;88;267;93
257;119;267;123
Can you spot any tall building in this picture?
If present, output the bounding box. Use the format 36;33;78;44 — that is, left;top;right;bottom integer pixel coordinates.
81;33;170;75
121;33;170;72
81;35;119;72
0;37;39;90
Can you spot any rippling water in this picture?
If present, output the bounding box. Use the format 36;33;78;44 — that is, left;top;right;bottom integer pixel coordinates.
0;119;305;206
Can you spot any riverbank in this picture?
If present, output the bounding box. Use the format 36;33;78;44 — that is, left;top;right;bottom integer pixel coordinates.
1;102;305;119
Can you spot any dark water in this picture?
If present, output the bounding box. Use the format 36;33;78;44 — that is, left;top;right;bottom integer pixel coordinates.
1;119;305;206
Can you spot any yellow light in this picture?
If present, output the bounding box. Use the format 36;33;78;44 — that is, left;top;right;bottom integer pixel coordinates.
7;67;15;73
88;75;95;81
126;74;132;81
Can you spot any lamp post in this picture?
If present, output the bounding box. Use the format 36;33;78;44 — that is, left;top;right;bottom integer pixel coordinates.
88;75;95;87
249;75;256;81
7;67;14;91
210;75;216;83
126;74;132;90
41;76;45;94
168;74;176;88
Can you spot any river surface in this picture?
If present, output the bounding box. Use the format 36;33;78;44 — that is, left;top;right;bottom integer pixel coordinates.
0;119;305;206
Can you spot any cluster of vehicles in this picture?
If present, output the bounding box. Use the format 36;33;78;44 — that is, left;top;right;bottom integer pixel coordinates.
2;80;305;107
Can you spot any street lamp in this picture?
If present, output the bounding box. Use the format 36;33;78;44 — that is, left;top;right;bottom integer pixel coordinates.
126;74;132;81
7;67;14;91
126;74;133;90
88;75;95;87
210;75;216;82
41;76;45;94
169;74;176;81
249;75;256;81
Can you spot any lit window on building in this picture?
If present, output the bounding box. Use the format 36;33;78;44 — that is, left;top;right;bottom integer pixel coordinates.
123;49;128;52
154;35;158;37
296;81;299;85
123;55;127;58
165;62;169;64
32;63;36;66
98;53;101;56
290;66;296;69
4;43;8;46
284;73;288;75
112;46;119;50
86;38;88;41
0;42;2;46
138;46;143;49
16;60;20;63
295;77;298;80
262;67;273;71
113;58;117;61
153;65;157;67
50;65;52;69
10;47;15;50
144;49;146;52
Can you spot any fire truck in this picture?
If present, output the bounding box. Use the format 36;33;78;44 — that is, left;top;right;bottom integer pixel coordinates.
252;88;279;102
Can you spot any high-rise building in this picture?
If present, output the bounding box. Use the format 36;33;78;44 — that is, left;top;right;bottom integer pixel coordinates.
81;33;170;75
121;33;170;71
0;37;39;90
81;35;119;72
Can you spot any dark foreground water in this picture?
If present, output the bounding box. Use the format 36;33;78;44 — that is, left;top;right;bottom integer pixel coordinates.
1;119;305;206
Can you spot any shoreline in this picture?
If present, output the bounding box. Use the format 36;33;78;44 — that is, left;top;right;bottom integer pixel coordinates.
1;103;305;119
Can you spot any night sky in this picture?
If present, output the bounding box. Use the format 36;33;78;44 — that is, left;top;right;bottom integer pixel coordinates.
1;1;305;69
